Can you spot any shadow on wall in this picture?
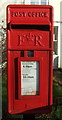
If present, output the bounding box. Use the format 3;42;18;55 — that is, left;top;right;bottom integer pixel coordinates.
54;57;58;69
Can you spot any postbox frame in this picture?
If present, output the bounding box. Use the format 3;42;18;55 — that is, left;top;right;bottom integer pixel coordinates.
7;5;53;114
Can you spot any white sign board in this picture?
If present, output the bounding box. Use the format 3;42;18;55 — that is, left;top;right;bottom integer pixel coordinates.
21;61;39;95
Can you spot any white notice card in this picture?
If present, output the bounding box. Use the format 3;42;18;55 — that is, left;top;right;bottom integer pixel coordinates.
21;61;39;95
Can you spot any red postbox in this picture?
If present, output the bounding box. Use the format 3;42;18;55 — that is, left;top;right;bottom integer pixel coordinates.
7;5;53;114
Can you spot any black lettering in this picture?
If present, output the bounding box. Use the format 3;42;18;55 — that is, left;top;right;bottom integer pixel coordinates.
26;66;32;67
28;76;34;78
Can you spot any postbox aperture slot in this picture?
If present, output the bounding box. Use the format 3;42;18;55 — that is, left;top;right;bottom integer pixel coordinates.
11;24;50;31
21;61;39;96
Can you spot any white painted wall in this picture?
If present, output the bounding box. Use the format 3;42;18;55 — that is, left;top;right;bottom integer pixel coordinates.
60;1;62;68
49;0;62;69
49;0;60;21
53;22;60;69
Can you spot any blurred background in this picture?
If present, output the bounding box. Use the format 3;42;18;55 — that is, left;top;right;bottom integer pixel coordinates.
0;0;62;119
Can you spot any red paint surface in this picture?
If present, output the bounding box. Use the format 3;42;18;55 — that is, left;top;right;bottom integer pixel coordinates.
7;5;53;114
